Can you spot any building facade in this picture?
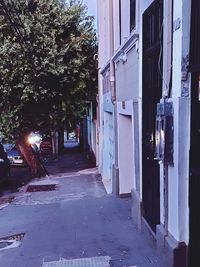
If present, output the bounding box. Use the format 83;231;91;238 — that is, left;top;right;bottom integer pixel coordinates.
97;0;199;266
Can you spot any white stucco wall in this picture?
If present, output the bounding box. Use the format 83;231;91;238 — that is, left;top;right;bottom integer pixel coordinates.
97;72;103;171
102;110;114;193
97;0;112;175
97;0;111;67
117;100;136;195
168;99;179;240
121;0;131;44
113;0;139;52
167;97;190;243
118;113;135;194
113;0;120;52
116;46;139;101
167;0;190;244
110;0;140;197
172;0;182;98
177;97;190;243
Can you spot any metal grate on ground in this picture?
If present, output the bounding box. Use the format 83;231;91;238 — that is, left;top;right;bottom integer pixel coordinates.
0;232;25;251
42;256;111;267
26;184;57;192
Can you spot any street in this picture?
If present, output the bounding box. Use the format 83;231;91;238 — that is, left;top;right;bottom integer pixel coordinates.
0;146;164;267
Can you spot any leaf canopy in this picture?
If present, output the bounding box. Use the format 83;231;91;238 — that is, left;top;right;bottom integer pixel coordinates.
0;0;97;140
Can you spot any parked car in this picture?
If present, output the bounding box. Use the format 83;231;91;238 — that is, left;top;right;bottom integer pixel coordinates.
0;143;10;183
4;144;25;166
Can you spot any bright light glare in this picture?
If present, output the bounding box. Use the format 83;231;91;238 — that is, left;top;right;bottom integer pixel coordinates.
28;135;41;145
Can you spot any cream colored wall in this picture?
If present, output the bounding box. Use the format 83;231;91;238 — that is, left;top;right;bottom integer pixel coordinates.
118;114;134;195
116;47;139;101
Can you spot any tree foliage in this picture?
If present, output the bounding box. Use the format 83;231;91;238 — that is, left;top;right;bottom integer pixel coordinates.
0;0;97;140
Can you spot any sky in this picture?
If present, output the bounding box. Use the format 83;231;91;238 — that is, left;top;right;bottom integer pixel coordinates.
82;0;97;28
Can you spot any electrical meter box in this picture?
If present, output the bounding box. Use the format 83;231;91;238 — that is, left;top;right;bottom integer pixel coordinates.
155;101;174;165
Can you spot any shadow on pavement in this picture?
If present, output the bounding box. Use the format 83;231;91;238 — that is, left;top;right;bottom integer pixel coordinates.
44;140;95;175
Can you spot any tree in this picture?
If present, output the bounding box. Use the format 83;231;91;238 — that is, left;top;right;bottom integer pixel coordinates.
0;0;98;177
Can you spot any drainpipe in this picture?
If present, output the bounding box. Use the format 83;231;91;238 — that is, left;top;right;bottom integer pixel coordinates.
109;0;115;100
163;0;174;232
109;0;119;195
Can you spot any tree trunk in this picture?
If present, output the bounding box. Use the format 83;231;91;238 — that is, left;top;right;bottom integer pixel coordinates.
66;123;70;140
58;127;64;154
51;130;58;159
17;136;48;178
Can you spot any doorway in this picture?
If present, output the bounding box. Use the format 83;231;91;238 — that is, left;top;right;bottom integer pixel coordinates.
142;0;163;232
118;114;134;195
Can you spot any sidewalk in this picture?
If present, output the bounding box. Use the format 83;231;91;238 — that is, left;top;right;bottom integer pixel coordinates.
0;151;164;267
44;140;95;175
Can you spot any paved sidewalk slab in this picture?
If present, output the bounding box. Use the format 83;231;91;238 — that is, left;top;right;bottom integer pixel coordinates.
0;163;164;267
43;256;111;267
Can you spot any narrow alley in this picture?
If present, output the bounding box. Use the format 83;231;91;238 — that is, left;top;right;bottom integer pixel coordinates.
0;143;163;267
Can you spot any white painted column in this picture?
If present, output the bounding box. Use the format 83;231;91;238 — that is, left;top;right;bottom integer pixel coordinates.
167;0;191;244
